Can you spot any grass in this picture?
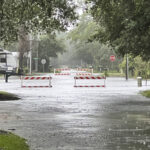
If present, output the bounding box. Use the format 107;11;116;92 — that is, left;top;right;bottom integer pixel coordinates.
98;72;125;77
141;90;150;98
106;72;125;77
0;91;20;101
0;130;29;150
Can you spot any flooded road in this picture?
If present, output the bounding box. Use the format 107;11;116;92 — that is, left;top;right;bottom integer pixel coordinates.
0;75;150;150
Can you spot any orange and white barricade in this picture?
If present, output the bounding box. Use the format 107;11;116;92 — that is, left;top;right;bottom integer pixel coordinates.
76;73;92;76
74;76;106;87
54;68;71;75
21;76;52;88
76;68;93;73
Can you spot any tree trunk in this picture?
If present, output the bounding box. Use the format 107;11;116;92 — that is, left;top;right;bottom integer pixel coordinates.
18;26;30;69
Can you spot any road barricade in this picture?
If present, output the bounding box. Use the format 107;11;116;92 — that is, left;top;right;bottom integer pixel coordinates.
54;68;71;75
55;73;71;76
74;76;106;87
76;73;92;76
21;76;52;88
76;68;93;74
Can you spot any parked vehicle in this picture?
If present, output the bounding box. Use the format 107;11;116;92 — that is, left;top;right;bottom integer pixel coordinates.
0;48;22;82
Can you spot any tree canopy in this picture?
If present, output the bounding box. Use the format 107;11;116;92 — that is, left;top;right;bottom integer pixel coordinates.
87;0;150;59
59;13;122;70
38;34;65;58
0;0;77;43
35;34;65;72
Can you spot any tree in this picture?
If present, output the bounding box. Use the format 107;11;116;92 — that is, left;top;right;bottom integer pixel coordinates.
0;0;77;69
87;0;150;59
37;34;65;72
120;55;150;79
18;26;30;69
0;0;77;43
62;13;122;70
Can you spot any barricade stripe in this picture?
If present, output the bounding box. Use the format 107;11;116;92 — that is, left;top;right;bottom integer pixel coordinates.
77;69;91;71
55;68;70;71
55;73;70;75
74;76;106;79
23;77;52;80
74;85;105;87
22;86;52;88
76;73;92;76
76;68;93;72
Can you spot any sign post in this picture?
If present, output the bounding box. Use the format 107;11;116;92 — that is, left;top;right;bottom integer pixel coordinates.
110;55;115;71
41;59;46;72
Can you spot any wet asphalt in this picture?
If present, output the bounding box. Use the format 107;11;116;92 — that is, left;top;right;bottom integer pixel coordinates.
0;74;150;150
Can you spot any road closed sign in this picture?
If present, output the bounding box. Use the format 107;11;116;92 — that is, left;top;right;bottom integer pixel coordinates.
110;55;115;62
41;59;46;64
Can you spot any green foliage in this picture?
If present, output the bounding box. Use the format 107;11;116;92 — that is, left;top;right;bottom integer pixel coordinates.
107;72;125;77
0;0;77;43
133;57;150;78
120;55;150;78
0;91;20;100
68;14;99;42
66;13;122;70
0;131;29;150
141;90;150;98
0;41;18;51
38;35;65;58
37;34;65;72
104;70;109;77
87;0;150;59
23;67;29;74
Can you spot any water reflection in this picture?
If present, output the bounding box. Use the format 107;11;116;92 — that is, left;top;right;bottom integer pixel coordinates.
56;93;150;150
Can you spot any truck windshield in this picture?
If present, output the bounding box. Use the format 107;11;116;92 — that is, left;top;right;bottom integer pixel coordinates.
0;54;6;63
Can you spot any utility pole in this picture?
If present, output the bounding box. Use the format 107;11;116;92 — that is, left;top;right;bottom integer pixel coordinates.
29;34;32;75
125;54;129;80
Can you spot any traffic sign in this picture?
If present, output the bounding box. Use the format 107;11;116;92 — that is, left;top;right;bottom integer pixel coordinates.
110;55;115;62
41;59;46;64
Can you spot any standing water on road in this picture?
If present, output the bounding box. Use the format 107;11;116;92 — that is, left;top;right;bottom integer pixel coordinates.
0;75;150;150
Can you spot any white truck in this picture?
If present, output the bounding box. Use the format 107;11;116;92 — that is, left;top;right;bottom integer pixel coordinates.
0;48;22;82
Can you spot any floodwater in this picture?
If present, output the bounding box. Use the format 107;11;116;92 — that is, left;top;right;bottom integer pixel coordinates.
0;73;150;150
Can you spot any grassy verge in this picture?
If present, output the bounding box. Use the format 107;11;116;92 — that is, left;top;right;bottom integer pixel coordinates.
0;130;29;150
108;72;125;77
99;72;125;77
0;91;20;101
141;90;150;98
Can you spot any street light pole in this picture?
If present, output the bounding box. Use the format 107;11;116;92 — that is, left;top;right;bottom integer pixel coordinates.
35;34;39;72
29;34;32;75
